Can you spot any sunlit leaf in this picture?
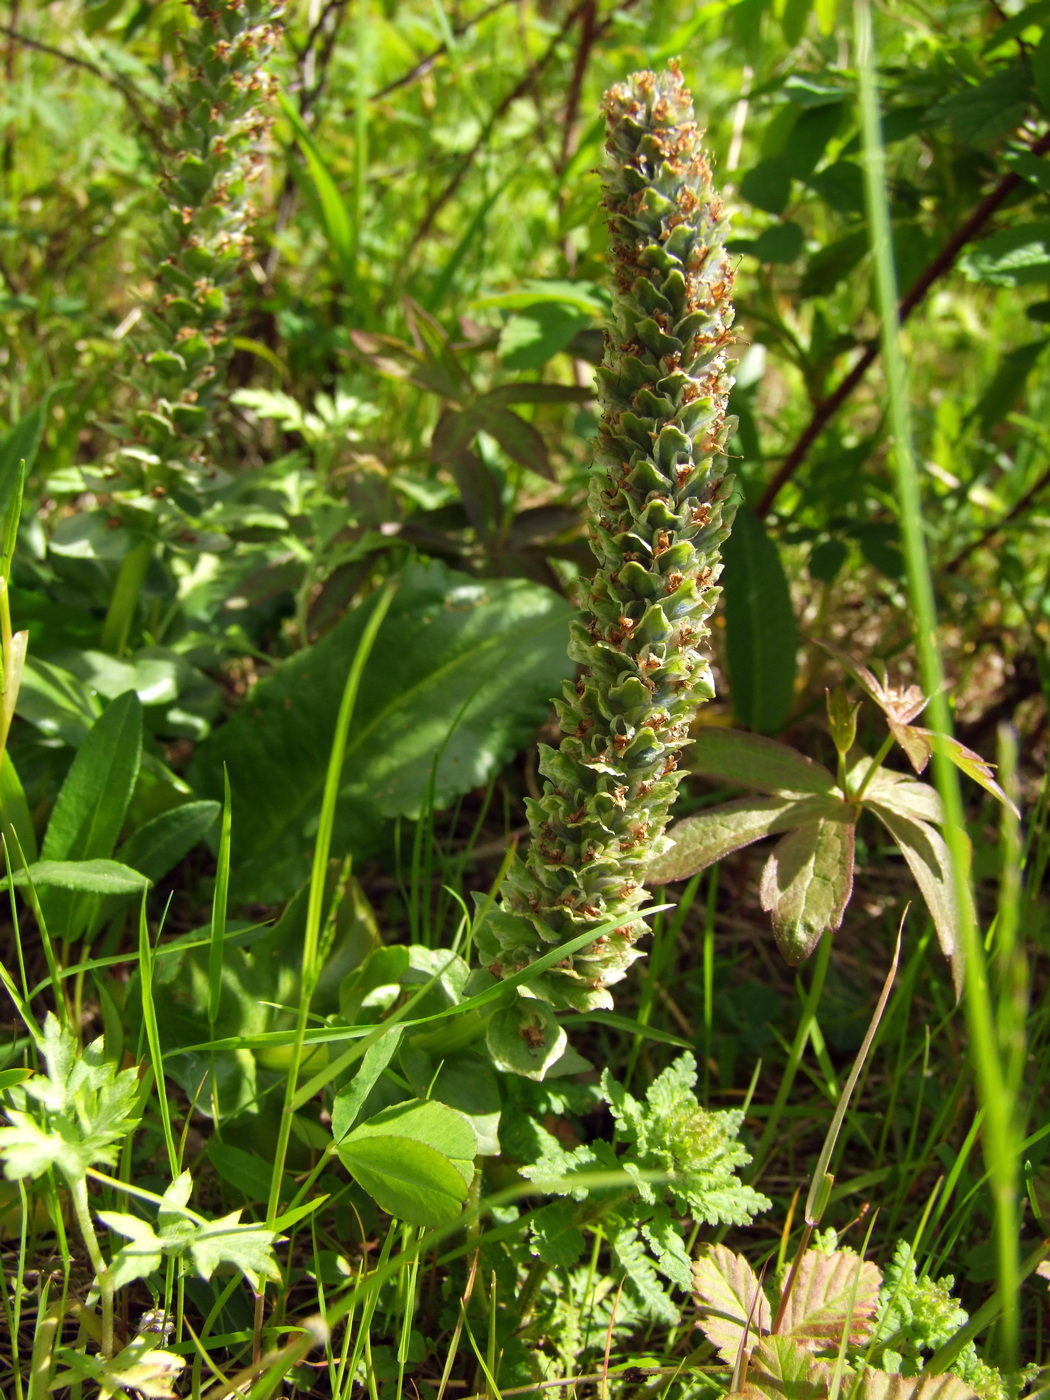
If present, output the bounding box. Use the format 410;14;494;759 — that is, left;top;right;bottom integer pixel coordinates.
776;1249;882;1350
693;1243;772;1362
649;794;848;883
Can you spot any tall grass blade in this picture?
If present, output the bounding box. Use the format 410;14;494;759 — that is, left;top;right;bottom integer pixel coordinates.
854;0;1023;1365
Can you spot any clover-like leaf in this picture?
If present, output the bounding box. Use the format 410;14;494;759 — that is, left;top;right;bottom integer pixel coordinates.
776;1249;882;1351
649;794;848;884
759;815;855;963
693;1243;772;1362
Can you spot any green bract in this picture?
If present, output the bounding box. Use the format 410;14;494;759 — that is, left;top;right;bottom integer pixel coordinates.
478;65;737;1026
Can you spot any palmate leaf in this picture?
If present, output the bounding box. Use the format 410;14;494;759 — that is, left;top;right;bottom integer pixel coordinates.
759;815;856;963
649;794;849;883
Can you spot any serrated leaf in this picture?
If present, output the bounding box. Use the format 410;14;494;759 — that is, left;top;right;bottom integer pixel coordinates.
650;794;849;883
612;1222;678;1323
759;817;855;963
854;1371;978;1400
776;1249;881;1350
187;1211;281;1290
911;730;1019;816
642;1205;693;1291
691;729;838;796
865;803;972;991
693;1243;772;1361
531;1199;586;1268
98;1211;163;1290
738;1336;835;1400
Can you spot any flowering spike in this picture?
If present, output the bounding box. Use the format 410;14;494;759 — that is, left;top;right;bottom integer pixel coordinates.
478;65;738;1025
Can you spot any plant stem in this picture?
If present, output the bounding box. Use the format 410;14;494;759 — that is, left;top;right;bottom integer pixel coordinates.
100;539;151;656
68;1174;113;1359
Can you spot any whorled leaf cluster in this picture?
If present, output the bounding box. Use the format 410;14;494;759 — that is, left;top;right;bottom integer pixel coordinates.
478;65;737;1035
111;1;283;514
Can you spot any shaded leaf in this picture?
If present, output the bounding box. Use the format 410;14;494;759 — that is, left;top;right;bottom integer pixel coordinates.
486;995;567;1081
887;720;933;774
649;794;849;883
777;1249;882;1350
722;506;798;734
693;1243;772;1362
960;221;1050;286
691;729;838;796
866;802;973;990
759;816;855;963
861;769;943;824
473;399;553;478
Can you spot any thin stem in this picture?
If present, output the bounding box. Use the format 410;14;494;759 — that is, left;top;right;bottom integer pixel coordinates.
68;1175;113;1359
849;731;895;804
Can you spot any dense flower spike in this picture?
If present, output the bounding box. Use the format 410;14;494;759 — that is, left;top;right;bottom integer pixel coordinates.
478;65;737;1027
112;1;283;510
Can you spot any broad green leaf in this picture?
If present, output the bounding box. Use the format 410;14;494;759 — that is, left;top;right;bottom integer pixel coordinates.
721;507;798;733
97;1210;163;1290
649;794;848;883
486;995;567;1081
0;751;38;866
11;859;151;895
739;1337;835;1400
776;1249;882;1350
399;1048;502;1156
115;801;220;883
207;1140;278;1204
498;303;593;371
346;1098;477;1186
693;1243;772;1362
189;561;574;901
16;654;102;746
337;1133;470;1228
759;815;855;963
473;399;554;478
930;62;1032;144
691;728;838;796
41;690;142;863
866;803;972;990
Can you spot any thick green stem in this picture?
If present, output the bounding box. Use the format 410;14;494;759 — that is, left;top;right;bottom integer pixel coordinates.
68;1174;112;1359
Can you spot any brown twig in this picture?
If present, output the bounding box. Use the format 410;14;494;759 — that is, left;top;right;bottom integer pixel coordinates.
559;0;599;172
0;21;164;144
754;127;1050;521
946;460;1050;571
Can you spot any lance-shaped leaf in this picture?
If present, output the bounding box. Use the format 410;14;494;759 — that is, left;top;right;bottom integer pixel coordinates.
775;1249;881;1351
649;794;849;884
759;814;855;963
853;1371;978;1400
737;1337;835;1400
865;802;971;992
691;729;838;797
911;729;1019;816
693;1243;772;1362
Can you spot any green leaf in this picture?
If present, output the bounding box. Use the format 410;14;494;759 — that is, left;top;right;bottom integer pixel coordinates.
960;222;1050;286
190;561;574;901
855;1372;978;1400
41;691;142;863
970;339;1047;430
207;1140;278;1203
722;506;798;733
865;803;972;989
0;751;38;866
916;730;1019;816
486;995;567;1081
649;794;848;883
115;801;220;883
187;1210;281;1290
16;655;102;746
338;1098;477;1227
759;815;855;962
498;303;594;370
642;1204;693;1291
611;1222;678;1324
97;1210;163;1290
739;1337;835;1400
11;859;151;895
734;222;805;264
331;1026;404;1142
472;399;554;478
740;157;793;215
860;769;943;824
929;62;1033;144
530;1199;586;1267
690;728;838;796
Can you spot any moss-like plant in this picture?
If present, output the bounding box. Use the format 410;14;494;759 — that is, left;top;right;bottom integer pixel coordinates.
478;65;737;1070
102;0;283;653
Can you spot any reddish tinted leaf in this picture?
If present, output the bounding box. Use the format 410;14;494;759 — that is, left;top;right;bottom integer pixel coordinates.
912;729;1020;817
693;1244;772;1362
484;383;592;407
759;816;855;963
473;400;553;478
855;1371;977;1400
887;719;932;774
736;1337;834;1400
776;1249;881;1351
